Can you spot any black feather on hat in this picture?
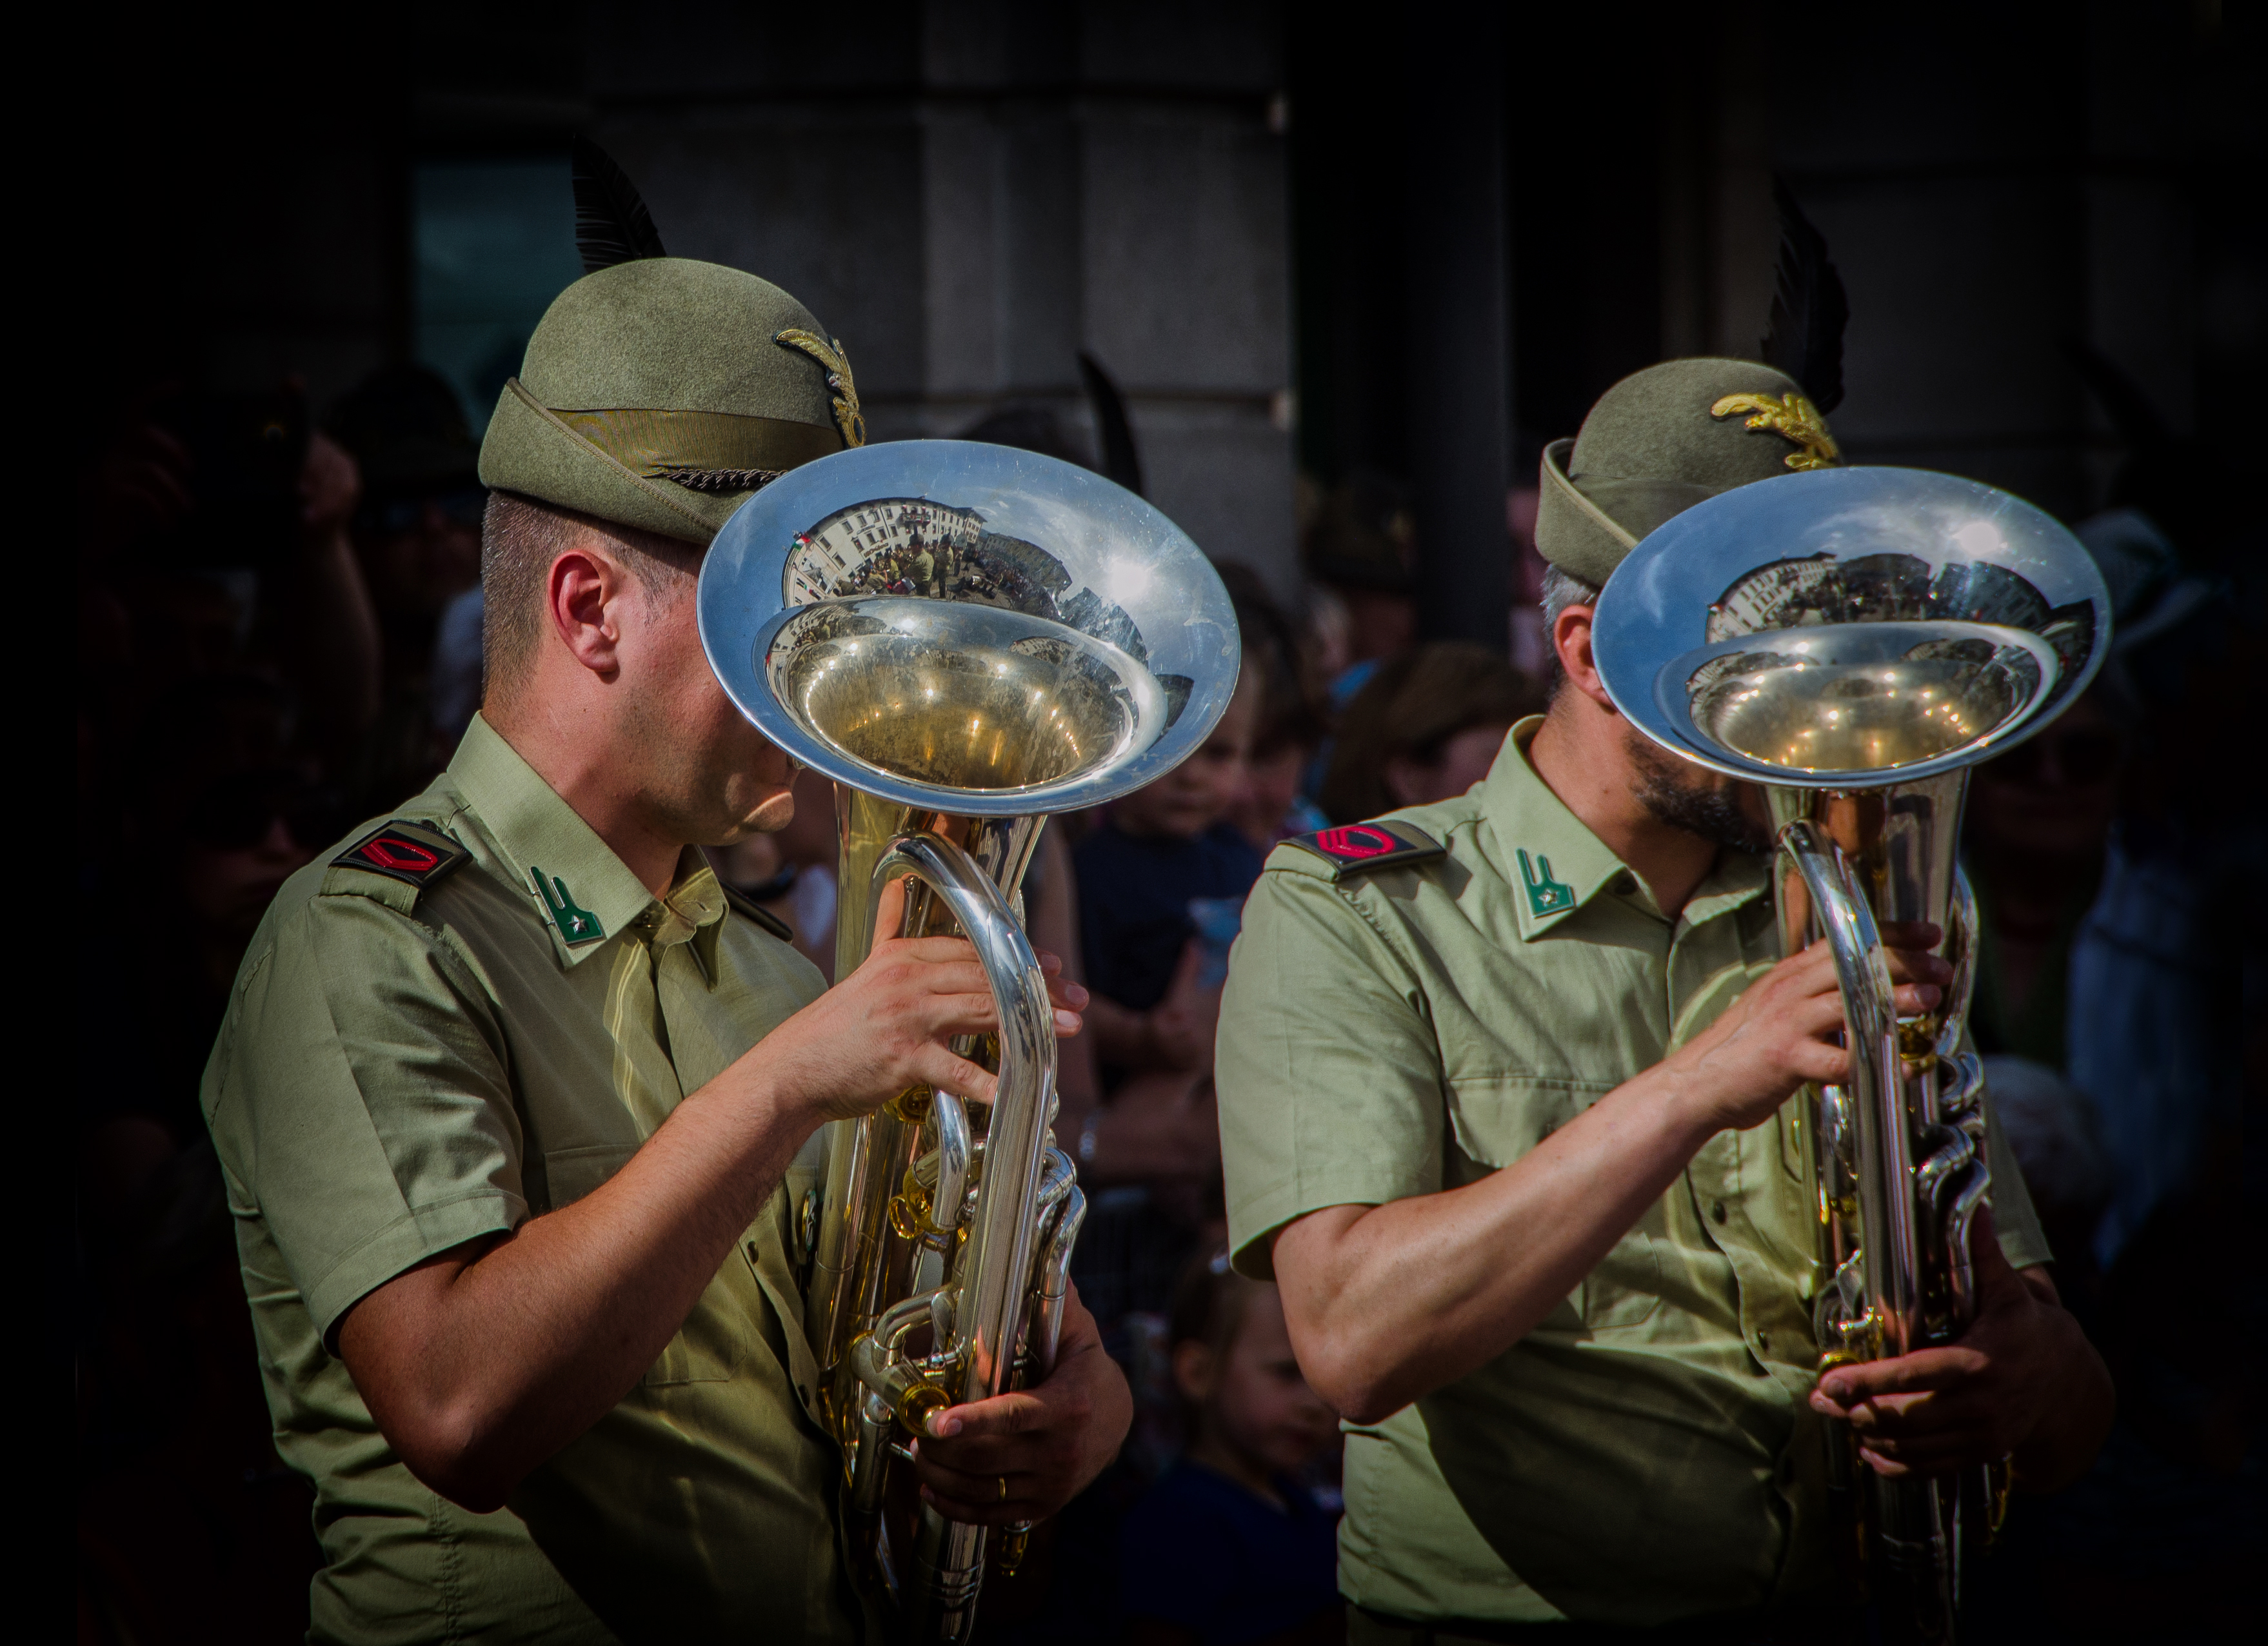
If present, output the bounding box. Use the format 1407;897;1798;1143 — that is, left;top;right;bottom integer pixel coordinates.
572;135;668;274
1760;177;1849;413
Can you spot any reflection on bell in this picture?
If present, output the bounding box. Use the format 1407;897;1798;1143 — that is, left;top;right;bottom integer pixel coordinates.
1690;633;2039;773
766;596;1165;794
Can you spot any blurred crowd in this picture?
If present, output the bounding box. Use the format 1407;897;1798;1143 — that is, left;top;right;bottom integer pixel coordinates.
74;360;2257;1644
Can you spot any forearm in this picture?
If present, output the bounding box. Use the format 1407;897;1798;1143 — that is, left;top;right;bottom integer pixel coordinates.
342;1064;818;1507
1275;1067;1711;1422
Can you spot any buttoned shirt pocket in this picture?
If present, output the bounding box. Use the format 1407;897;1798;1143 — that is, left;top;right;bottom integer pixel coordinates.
1444;1076;1662;1332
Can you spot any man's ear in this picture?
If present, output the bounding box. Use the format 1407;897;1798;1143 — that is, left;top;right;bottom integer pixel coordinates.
546;546;630;679
1550;604;1619;715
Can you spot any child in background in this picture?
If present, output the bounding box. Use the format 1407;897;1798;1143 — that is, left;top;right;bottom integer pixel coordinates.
1120;1253;1344;1646
1074;662;1263;1084
1214;564;1330;856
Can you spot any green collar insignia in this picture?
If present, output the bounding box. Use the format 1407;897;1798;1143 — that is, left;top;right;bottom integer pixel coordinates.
1517;848;1577;919
532;866;606;946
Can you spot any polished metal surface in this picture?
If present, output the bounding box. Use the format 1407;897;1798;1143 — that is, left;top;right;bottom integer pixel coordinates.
1594;466;2111;788
864;833;1054;1644
1679;620;2058;775
764;596;1166;799
701;439;1240;815
1595;465;2110;1644
697;440;1239;1643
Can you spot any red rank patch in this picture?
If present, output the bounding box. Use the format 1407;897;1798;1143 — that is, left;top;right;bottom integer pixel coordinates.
1315;825;1397;860
1282;821;1446;877
333;822;470;888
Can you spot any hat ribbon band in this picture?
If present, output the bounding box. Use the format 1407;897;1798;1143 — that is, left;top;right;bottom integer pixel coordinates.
551;405;844;482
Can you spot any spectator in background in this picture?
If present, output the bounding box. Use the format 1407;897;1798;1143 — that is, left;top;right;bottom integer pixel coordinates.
1978;1055;2112;1285
703;766;844;978
1215;563;1329;853
1318;641;1541;826
1233;693;1328;856
1301;471;1416;711
1120;1253;1343;1646
1076;657;1264;1091
1953;506;2251;1639
324;365;483;807
75;382;380;1644
1505;483;1549;680
1066;636;1263;1482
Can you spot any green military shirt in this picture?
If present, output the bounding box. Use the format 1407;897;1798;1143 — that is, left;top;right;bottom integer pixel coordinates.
202;714;861;1646
1216;717;2047;1629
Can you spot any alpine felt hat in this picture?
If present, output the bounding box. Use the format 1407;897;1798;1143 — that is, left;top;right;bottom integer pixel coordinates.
477;257;862;546
1536;357;1842;588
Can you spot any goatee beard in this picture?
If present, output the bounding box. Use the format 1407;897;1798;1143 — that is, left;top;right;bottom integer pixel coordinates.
1626;729;1771;855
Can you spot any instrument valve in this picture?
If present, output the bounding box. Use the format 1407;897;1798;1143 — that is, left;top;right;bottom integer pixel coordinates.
895;1380;952;1436
888;1179;935;1242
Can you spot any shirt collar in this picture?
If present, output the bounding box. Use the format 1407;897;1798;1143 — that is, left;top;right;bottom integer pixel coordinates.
1478;716;1767;940
448;713;684;968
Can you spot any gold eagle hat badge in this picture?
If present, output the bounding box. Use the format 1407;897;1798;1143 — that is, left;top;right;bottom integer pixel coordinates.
1710;392;1840;471
776;329;866;449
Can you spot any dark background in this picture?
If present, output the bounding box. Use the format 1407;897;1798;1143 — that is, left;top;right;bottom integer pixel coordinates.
82;2;2262;634
72;4;2260;1642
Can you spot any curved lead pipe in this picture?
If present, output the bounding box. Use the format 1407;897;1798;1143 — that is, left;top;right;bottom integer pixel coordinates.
868;833;1059;1644
1780;822;1912;1357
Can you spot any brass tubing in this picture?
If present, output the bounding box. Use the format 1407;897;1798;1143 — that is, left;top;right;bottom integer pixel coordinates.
864;831;1058;1642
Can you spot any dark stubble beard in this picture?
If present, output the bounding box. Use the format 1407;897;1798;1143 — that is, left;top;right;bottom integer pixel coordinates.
1625;727;1773;855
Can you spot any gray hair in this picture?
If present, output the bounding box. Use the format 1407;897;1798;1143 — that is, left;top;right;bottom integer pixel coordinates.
1538;564;1601;691
1540;563;1600;630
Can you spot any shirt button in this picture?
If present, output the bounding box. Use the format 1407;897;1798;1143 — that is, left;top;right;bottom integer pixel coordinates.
1711;1200;1727;1224
1612;873;1636;895
1755;1329;1770;1352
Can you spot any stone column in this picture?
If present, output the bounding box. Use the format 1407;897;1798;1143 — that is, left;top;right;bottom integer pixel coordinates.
587;1;1298;596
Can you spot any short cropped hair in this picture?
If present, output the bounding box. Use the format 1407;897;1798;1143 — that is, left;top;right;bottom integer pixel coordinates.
1539;564;1601;697
480;491;701;704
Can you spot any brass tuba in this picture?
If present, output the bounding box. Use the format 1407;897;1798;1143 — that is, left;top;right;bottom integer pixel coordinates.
698;441;1240;1641
1592;466;2111;1643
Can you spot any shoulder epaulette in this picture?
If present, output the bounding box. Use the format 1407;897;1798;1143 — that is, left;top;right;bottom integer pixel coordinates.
1277;821;1446;879
721;884;796;943
330;819;471;892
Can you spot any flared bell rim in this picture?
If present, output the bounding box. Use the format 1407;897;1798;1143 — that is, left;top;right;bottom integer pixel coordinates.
1593;466;2113;789
698;439;1242;815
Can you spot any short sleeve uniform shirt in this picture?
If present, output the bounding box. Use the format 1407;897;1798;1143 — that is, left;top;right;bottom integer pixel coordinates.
202;715;860;1645
1214;719;2048;1629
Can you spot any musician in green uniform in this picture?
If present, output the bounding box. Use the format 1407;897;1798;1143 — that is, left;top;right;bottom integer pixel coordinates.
202;256;1130;1645
1214;359;2113;1638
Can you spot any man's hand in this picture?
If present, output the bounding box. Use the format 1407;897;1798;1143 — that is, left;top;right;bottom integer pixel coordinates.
758;877;1089;1125
1807;1212;2113;1492
909;1287;1131;1525
1660;921;1949;1136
